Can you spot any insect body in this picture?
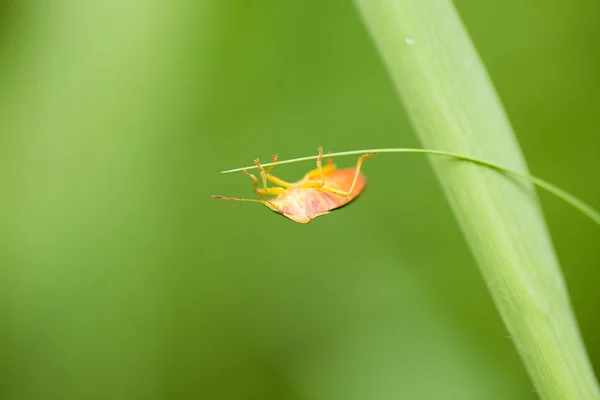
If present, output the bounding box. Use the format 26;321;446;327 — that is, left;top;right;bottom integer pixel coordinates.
212;147;376;223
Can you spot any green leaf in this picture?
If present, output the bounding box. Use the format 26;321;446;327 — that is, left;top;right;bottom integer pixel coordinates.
348;1;600;399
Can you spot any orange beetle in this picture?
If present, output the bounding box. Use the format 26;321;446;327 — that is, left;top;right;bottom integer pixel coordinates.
213;147;376;223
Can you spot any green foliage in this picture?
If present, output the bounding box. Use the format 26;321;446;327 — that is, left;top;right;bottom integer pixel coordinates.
354;0;600;398
0;1;599;399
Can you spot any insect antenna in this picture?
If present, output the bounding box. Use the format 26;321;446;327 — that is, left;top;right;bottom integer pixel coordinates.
211;195;264;204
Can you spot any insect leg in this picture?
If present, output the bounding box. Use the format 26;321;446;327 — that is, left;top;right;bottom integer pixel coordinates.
254;159;270;190
326;151;335;169
245;167;287;198
213;171;282;211
338;152;376;195
256;187;286;196
303;148;336;181
267;175;293;188
308;152;376;196
316;146;325;186
243;169;269;201
254;155;296;190
265;154;278;174
211;195;264;203
344;152;376;193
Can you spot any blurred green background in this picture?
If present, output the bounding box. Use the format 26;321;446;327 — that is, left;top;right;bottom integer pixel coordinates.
0;1;598;399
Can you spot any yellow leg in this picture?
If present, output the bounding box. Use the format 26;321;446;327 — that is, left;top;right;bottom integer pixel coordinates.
302;152;376;196
243;169;287;202
265;154;278;174
326;151;334;168
305;147;336;181
210;172;271;204
258;155;293;188
267;174;293;188
256;187;286;196
344;152;376;194
317;146;325;186
243;169;268;201
254;159;269;190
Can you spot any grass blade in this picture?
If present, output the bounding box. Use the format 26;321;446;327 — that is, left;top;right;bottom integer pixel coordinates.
219;148;600;226
349;0;600;398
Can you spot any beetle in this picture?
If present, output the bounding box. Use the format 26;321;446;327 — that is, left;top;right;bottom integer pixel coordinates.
212;147;376;223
